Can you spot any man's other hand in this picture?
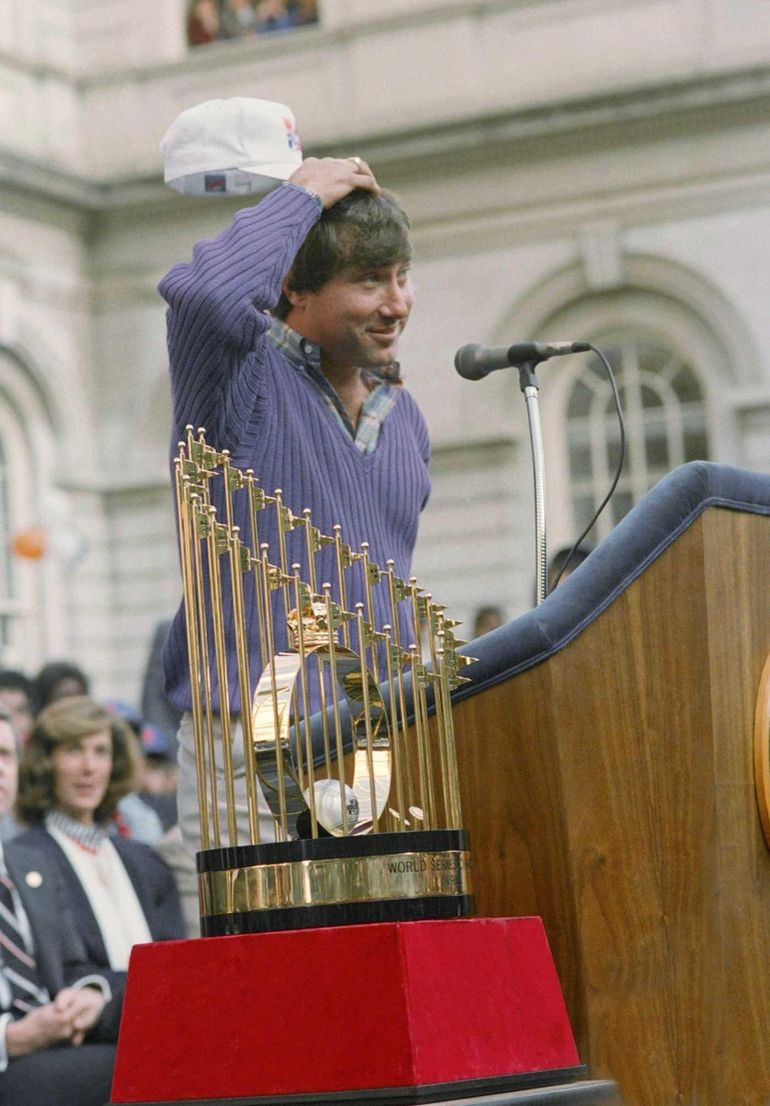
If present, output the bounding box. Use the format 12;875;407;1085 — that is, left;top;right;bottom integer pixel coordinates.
290;156;379;208
5;987;106;1056
53;986;106;1046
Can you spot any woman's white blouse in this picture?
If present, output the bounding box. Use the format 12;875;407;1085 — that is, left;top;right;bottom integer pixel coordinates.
47;824;152;970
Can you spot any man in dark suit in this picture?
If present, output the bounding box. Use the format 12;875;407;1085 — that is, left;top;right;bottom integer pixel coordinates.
0;709;122;1106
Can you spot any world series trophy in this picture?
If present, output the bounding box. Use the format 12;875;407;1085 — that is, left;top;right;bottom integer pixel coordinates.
173;425;474;935
110;425;594;1106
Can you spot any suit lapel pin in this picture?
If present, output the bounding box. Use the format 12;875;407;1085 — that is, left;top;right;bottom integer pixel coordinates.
25;871;43;888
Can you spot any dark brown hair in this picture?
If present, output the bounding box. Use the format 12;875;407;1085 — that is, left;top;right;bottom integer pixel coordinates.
273;187;412;319
16;696;138;825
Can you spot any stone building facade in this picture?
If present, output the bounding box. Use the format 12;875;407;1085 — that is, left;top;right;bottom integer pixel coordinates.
1;0;768;701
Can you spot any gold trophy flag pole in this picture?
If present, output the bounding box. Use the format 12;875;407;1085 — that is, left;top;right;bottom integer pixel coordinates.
174;458;211;851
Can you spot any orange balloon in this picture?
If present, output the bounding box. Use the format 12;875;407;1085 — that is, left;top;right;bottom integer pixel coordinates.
11;527;47;560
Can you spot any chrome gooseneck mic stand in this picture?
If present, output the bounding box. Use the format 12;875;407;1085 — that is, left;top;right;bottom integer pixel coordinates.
518;362;548;607
454;339;604;609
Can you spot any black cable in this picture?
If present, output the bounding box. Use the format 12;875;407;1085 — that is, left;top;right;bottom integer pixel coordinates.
548;343;625;594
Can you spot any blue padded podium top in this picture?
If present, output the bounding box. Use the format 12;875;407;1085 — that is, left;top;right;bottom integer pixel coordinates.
456;461;770;704
301;462;770;755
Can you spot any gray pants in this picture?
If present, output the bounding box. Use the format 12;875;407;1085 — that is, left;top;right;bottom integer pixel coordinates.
0;1044;116;1106
176;712;277;857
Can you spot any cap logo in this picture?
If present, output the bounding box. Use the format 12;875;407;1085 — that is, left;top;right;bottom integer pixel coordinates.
204;174;228;194
283;117;302;152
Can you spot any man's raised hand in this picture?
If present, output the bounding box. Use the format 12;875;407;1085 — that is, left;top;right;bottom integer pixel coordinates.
289;156;379;209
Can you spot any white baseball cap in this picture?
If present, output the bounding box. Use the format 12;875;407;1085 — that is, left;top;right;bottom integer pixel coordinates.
161;97;303;197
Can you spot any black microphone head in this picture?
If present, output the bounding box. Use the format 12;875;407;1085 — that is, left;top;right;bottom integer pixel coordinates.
454;343;489;381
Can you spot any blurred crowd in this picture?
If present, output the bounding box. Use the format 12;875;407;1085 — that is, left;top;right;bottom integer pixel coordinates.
187;0;319;47
0;654;198;1101
0;656;198;934
0;662;179;844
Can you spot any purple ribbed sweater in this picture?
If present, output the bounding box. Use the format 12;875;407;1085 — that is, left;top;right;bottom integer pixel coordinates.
159;184;431;712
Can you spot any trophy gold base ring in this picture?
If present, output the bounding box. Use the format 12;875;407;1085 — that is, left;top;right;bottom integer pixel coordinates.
197;829;473;935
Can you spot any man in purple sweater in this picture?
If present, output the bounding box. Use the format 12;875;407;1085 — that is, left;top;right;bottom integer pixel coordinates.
160;157;431;852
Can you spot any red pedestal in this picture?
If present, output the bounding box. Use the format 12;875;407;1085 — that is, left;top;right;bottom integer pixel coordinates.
110;916;580;1104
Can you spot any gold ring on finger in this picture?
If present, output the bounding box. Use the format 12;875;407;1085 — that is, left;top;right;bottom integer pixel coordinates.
348;156;365;172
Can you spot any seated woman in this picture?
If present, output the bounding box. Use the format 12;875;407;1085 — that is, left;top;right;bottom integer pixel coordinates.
14;696;185;971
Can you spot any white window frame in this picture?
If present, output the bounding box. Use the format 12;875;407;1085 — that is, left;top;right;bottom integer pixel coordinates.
564;330;710;539
538;290;728;550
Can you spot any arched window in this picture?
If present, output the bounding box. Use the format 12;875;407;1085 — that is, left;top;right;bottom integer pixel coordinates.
0;355;54;670
0;401;35;665
528;277;741;551
0;430;13;656
566;332;710;537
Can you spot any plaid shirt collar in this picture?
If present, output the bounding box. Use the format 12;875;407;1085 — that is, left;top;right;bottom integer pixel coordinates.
267;317;402;454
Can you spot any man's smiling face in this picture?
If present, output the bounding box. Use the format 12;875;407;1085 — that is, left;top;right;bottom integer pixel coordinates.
286;259;413;372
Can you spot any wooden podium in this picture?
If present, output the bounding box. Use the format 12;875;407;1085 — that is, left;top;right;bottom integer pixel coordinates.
449;462;770;1106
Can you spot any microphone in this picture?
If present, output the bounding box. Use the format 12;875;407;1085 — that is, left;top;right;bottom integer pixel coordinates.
454;341;591;380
